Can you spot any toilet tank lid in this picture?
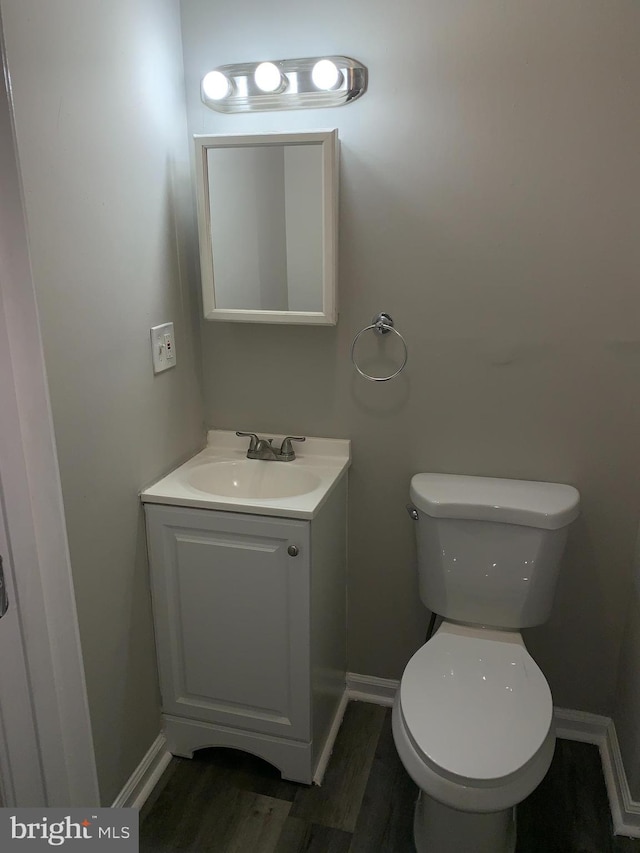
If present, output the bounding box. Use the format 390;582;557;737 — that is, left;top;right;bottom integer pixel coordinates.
410;473;580;530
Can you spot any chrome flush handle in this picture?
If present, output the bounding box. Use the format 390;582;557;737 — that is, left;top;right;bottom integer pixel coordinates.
406;504;419;521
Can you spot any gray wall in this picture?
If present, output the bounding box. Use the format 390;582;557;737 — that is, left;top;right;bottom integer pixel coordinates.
1;0;204;803
181;0;640;714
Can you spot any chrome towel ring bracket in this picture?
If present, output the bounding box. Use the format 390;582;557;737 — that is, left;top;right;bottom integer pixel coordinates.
350;312;409;382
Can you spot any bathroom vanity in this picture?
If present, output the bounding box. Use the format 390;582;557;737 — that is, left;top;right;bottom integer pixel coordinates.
141;430;349;784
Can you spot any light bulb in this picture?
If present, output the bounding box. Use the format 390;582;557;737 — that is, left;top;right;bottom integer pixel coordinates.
202;71;232;100
254;62;285;93
311;59;343;91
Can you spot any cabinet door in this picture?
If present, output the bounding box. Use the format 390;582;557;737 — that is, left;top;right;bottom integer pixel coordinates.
145;504;311;741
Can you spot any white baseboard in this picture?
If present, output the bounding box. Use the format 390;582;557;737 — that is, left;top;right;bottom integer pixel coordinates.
313;690;349;785
111;734;172;810
552;707;611;745
347;672;640;839
346;672;399;706
602;720;640;837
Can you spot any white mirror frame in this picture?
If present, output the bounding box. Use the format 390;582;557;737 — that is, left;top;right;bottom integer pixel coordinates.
194;130;339;325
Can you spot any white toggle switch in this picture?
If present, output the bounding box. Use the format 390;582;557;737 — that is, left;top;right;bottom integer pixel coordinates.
151;322;177;374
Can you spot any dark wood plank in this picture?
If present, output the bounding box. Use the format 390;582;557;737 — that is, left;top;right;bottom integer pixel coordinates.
139;706;640;853
349;712;417;852
614;835;640;852
516;739;636;853
567;740;617;853
188;746;301;803
516;738;574;853
140;758;221;852
139;757;180;826
289;701;386;832
141;766;290;853
190;788;290;853
274;817;352;853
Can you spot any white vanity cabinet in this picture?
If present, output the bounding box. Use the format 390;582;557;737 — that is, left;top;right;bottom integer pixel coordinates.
143;472;347;785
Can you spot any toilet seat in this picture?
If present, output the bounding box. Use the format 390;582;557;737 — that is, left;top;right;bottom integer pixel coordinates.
399;622;553;787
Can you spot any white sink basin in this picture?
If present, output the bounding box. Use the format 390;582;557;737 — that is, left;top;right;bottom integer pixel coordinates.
141;430;350;519
187;460;322;499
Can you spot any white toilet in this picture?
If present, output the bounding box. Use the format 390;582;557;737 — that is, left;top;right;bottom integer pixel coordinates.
393;473;580;853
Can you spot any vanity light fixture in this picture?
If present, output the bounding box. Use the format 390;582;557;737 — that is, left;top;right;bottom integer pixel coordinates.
200;55;367;113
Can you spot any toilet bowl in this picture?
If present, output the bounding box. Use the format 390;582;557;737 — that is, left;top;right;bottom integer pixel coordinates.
395;473;579;853
395;622;555;812
393;622;556;852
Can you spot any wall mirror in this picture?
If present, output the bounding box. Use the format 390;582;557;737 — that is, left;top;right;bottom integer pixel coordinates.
194;130;338;325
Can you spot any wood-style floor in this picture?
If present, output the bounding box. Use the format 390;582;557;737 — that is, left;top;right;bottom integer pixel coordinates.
140;702;640;853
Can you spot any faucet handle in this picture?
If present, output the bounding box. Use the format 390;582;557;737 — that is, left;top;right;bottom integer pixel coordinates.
236;431;259;452
278;436;306;461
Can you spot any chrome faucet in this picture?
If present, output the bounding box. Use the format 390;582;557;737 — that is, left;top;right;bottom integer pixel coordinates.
236;432;306;462
251;436;279;461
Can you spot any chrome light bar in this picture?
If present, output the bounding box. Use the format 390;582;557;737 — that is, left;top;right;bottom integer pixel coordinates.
201;55;368;113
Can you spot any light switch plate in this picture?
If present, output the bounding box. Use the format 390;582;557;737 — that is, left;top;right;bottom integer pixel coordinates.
151;322;176;374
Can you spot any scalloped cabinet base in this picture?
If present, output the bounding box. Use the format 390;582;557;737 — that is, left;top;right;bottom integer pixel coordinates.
164;715;317;784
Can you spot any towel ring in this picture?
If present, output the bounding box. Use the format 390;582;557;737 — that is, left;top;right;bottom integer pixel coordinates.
350;312;408;382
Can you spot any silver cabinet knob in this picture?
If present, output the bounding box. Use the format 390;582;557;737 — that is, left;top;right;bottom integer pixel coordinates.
287;545;299;557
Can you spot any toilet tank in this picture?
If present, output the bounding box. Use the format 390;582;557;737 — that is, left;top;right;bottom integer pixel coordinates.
409;474;580;630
